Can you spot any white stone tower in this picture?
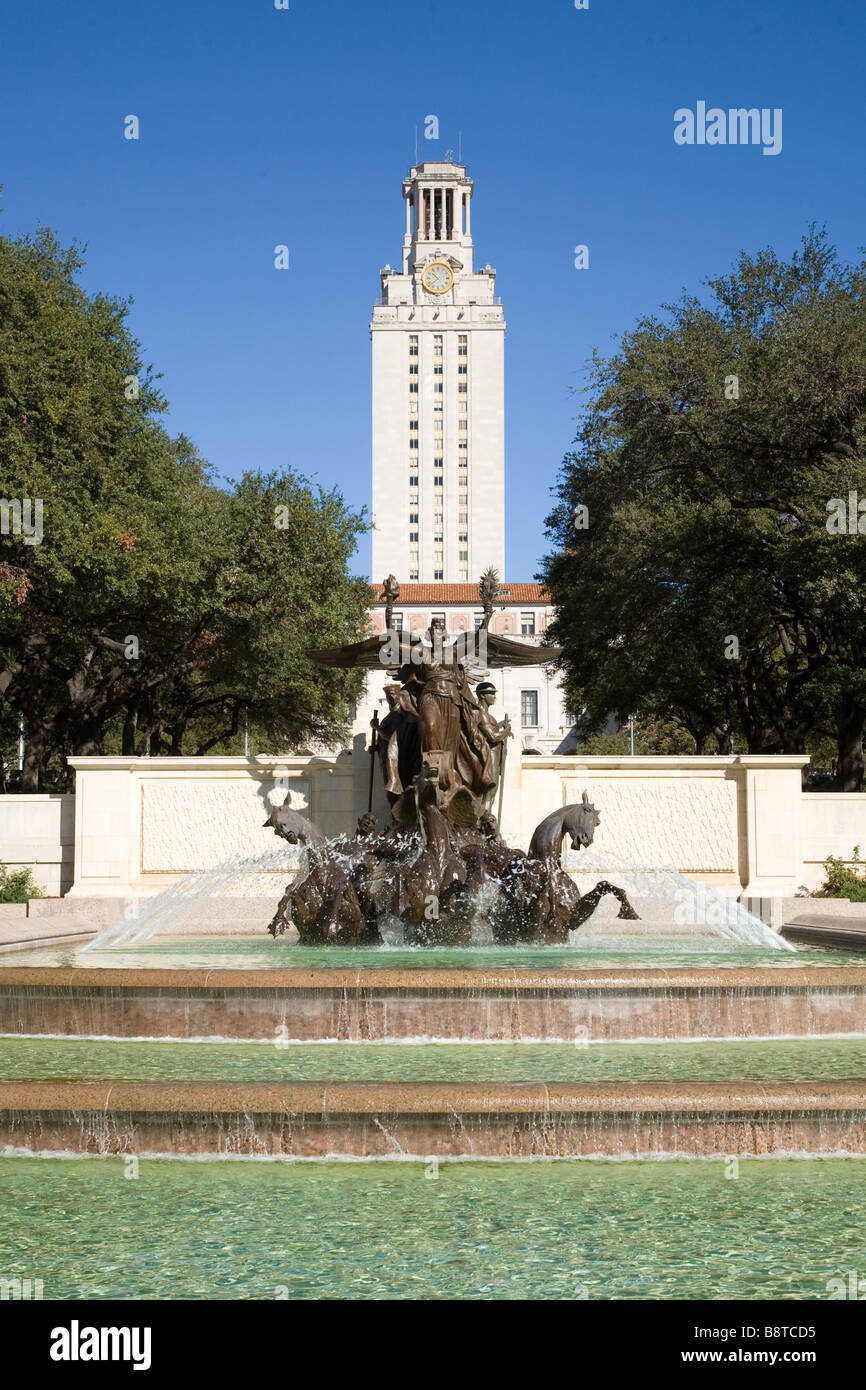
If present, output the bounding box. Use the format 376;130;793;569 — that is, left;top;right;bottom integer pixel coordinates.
370;161;506;584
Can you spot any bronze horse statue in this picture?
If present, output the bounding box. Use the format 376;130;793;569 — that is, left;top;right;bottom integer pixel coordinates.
265;785;638;945
528;792;600;860
386;766;469;944
501;792;639;942
265;803;366;944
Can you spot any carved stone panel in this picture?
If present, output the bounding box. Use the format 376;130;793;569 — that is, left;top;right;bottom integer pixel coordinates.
141;778;310;874
559;777;738;872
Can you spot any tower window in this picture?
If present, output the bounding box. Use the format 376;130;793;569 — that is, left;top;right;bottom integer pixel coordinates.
409;336;419;356
458;335;468;356
520;612;536;636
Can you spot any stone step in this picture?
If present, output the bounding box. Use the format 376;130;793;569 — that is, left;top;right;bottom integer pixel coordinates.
3;1078;865;1158
2;964;864;1041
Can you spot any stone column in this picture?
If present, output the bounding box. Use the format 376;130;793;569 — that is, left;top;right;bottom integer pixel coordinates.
736;755;811;900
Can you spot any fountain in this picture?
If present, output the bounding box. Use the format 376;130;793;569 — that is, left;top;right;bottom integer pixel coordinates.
264;575;639;945
2;575;866;1302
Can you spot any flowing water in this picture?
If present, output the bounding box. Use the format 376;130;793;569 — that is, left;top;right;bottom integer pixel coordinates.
11;935;860;970
0;1156;863;1299
3;1036;866;1082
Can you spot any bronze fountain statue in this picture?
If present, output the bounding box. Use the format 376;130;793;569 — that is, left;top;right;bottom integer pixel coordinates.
265;571;638;944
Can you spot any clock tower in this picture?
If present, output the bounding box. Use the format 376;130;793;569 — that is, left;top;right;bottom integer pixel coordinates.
370;161;506;584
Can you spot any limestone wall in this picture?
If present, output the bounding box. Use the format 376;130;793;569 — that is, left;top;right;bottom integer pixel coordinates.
1;753;856;901
0;794;74;897
800;793;866;892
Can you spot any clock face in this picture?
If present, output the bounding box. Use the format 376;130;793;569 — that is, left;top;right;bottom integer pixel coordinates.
422;261;454;295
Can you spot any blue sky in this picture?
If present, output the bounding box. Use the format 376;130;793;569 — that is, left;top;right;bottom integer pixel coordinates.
1;0;864;580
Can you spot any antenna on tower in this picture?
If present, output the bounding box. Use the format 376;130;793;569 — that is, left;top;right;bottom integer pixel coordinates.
414;126;418;165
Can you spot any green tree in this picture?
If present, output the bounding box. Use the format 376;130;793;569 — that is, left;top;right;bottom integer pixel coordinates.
543;229;866;787
0;226;369;787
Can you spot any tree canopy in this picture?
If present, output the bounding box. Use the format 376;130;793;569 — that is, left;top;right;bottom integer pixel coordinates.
0;225;370;789
542;229;866;787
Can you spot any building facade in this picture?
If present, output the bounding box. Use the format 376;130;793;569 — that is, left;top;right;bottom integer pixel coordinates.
364;582;579;756
370;160;505;585
359;160;575;754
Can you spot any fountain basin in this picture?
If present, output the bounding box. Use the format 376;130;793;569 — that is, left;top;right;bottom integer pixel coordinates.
1;1155;863;1299
4;1036;866;1082
3;962;866;1041
3;1078;866;1158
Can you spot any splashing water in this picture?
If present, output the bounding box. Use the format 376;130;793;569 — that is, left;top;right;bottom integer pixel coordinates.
83;834;792;954
82;844;306;951
561;847;794;952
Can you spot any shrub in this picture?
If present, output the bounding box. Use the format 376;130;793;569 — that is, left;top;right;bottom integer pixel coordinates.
0;864;44;903
821;847;866;901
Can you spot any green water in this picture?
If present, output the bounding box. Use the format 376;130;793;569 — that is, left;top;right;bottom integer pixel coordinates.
11;934;866;970
0;1156;863;1299
4;1036;866;1082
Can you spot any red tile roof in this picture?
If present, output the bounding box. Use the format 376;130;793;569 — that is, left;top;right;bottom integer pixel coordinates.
371;582;550;604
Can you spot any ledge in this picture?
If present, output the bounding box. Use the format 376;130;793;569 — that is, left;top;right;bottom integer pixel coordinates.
66;755;341;772
523;755;811;771
3;1079;866;1116
1;965;865;991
